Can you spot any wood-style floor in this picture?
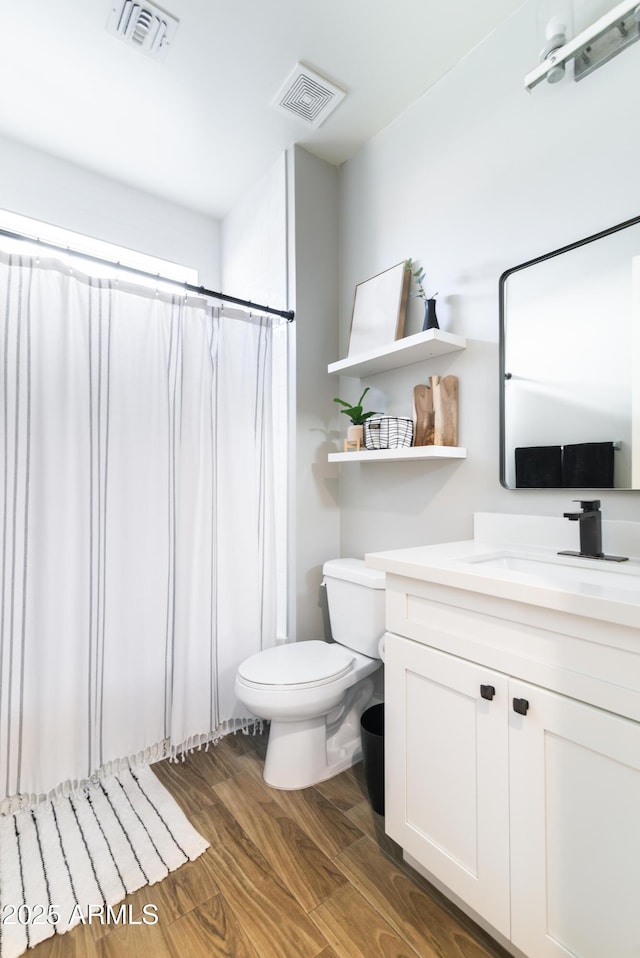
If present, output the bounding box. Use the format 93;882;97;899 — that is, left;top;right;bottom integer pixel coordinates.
32;728;511;958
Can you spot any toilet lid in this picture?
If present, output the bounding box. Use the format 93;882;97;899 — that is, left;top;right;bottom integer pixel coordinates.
238;640;354;689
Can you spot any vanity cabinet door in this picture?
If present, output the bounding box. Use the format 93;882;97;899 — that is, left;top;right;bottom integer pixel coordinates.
509;681;640;958
385;633;511;937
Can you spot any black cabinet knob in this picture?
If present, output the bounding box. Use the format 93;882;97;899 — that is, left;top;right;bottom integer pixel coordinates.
480;684;496;701
513;697;530;716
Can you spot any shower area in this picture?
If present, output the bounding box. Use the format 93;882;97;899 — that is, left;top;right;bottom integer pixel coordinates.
0;240;290;813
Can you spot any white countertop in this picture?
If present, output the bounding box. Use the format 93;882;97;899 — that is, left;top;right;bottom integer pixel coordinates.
366;537;640;630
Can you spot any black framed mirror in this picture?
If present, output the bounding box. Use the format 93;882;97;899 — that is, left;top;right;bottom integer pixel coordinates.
499;214;640;490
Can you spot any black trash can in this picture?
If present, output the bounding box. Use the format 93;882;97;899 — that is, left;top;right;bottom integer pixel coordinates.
360;703;385;815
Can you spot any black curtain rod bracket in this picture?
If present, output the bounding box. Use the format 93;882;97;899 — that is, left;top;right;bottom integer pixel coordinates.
0;227;295;322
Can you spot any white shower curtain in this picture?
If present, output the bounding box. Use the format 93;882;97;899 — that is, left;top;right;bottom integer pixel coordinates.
0;251;286;812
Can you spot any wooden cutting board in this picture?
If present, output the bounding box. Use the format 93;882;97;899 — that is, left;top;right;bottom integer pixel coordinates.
413;384;434;445
432;375;458;446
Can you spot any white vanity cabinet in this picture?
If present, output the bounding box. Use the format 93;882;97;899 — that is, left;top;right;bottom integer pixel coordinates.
385;636;511;937
378;563;640;958
508;679;640;958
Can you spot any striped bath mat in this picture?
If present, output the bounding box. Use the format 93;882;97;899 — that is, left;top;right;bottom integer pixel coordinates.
0;765;209;958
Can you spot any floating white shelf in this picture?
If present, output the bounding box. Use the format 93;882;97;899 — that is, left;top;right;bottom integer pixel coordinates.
328;328;466;378
328;446;467;464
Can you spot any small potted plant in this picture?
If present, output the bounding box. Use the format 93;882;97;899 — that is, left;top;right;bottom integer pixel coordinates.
406;259;439;330
333;387;379;449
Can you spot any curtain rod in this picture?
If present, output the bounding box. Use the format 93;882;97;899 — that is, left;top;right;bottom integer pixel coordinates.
0;226;295;322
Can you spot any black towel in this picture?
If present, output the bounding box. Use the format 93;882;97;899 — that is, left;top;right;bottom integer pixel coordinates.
562;442;614;488
515;446;563;488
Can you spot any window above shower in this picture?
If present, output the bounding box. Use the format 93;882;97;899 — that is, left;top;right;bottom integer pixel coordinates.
0;209;199;292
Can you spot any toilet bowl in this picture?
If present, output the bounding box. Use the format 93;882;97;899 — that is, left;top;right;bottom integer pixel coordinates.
234;558;385;790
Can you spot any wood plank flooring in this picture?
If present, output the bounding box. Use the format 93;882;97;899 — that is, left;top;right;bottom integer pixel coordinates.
31;729;511;958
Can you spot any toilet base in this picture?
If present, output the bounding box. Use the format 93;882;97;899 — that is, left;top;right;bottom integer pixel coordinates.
262;678;375;790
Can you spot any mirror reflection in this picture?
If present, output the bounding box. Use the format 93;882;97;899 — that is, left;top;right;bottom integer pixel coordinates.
500;215;640;490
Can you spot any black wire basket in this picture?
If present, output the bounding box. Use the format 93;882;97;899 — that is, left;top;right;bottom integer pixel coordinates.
364;416;414;450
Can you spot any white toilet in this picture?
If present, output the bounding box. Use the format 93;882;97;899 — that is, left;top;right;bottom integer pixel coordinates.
234;558;385;789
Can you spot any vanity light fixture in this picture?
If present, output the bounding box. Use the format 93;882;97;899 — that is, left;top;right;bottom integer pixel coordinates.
525;0;640;90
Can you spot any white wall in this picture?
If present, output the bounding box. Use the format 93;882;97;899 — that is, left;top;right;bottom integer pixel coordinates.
338;0;640;557
222;154;288;307
222;154;291;644
0;134;221;285
288;146;340;641
222;147;340;642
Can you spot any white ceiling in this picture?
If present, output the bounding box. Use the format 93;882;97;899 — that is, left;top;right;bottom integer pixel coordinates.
0;0;524;219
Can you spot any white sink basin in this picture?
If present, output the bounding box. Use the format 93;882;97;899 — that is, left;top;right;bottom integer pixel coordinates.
365;516;640;629
458;551;640;597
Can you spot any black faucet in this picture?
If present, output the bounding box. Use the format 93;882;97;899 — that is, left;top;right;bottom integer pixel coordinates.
559;500;628;562
562;500;603;557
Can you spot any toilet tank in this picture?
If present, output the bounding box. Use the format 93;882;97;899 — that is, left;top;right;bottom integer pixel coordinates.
322;558;386;657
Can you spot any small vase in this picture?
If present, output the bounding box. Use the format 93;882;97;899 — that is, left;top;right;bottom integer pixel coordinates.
422;298;439;331
346;423;364;450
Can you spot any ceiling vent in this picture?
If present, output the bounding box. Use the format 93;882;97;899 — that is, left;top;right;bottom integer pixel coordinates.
271;63;346;128
106;1;179;60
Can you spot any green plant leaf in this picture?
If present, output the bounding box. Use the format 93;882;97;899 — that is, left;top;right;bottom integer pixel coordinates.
333;386;378;424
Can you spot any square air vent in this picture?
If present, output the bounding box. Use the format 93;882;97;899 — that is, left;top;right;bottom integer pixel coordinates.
271;63;346;128
107;1;179;60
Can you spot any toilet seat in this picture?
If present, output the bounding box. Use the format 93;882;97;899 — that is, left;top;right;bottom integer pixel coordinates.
237;640;354;691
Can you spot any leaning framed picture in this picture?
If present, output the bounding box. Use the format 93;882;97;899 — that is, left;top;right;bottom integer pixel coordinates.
348;262;410;357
